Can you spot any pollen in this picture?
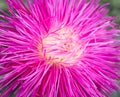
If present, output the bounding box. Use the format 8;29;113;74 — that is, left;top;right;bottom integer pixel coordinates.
40;27;83;65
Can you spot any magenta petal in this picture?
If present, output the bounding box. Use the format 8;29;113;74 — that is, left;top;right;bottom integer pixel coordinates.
0;0;120;97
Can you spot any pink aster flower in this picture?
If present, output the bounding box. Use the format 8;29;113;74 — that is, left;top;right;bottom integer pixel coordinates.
0;0;120;97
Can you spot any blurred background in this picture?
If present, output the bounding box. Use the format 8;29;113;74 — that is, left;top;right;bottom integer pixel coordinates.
0;0;120;25
0;0;120;97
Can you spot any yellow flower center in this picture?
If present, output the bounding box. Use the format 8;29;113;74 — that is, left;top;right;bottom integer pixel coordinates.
39;27;83;66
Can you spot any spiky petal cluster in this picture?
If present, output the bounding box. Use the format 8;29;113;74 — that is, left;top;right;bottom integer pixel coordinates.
0;0;120;97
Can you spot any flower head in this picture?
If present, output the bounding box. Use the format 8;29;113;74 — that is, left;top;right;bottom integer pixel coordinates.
0;0;120;97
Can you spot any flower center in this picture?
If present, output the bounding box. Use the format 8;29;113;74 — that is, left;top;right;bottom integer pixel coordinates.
40;28;82;65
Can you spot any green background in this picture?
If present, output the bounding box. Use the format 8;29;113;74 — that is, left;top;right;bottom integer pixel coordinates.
0;0;120;25
0;0;120;97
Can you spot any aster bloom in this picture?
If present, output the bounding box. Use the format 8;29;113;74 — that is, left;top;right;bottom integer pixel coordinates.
0;0;120;97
